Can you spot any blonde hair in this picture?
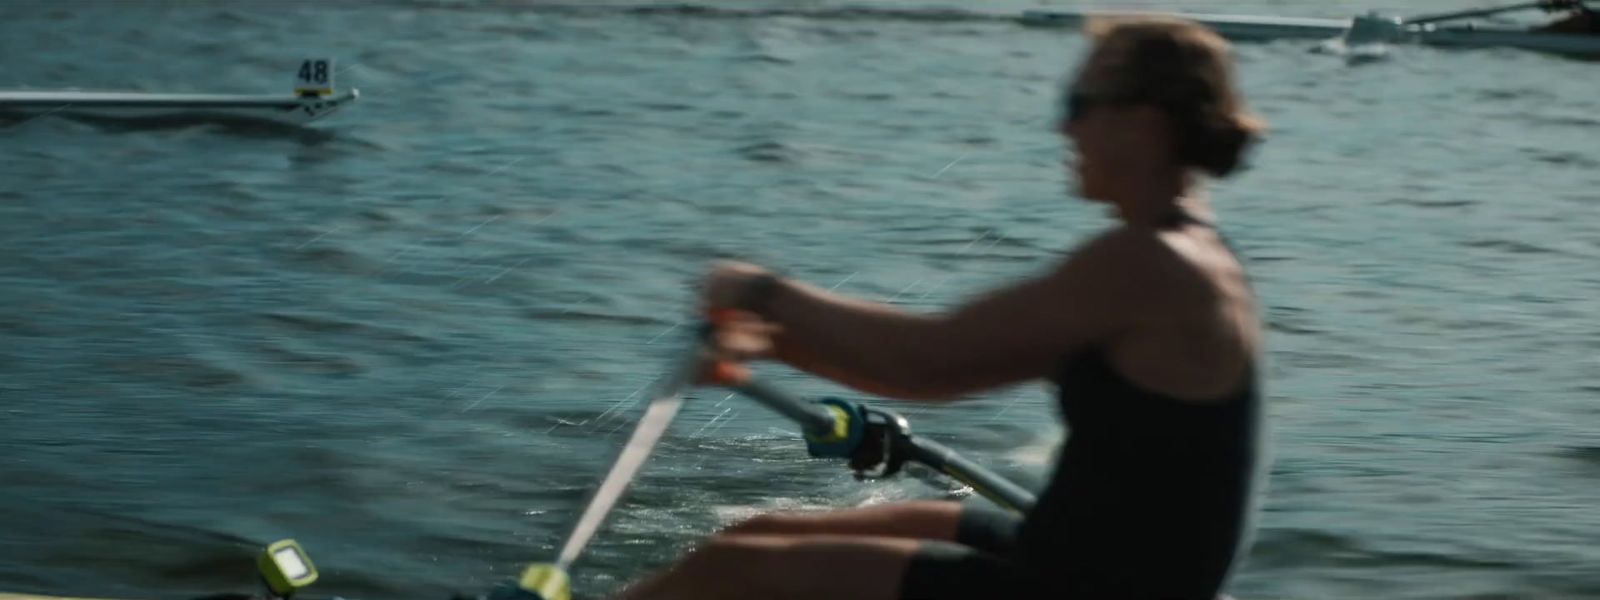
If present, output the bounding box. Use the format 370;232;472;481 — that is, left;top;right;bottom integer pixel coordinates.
1079;16;1266;177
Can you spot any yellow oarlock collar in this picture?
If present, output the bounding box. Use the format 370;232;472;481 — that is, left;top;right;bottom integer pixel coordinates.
517;564;572;600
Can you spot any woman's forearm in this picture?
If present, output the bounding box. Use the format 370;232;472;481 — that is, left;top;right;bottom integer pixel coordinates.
762;277;955;401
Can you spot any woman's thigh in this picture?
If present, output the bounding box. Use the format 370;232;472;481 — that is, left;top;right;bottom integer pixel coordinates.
723;500;1023;557
722;500;965;540
615;532;1040;600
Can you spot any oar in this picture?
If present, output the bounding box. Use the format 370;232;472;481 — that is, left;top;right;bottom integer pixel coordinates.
1404;0;1579;26
901;433;1037;514
720;370;1038;514
500;322;714;600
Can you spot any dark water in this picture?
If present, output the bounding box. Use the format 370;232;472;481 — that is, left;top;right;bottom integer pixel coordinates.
3;1;1598;599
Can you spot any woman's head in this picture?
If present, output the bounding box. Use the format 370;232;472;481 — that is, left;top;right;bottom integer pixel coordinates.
1060;17;1264;202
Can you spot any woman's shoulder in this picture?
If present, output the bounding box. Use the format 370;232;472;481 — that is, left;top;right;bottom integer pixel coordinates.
1073;225;1176;264
1072;225;1210;277
1065;225;1248;307
1034;227;1207;323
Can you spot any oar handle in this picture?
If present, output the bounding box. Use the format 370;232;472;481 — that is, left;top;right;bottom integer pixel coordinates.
701;309;754;386
700;311;863;455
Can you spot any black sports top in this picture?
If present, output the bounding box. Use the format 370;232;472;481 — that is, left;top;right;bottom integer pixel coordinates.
1015;221;1265;600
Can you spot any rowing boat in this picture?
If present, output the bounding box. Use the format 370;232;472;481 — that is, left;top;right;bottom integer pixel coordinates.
0;90;358;125
0;59;358;126
1019;4;1600;59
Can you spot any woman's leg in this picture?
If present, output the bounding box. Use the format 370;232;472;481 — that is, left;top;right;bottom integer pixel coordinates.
613;533;924;600
720;500;964;540
612;503;1031;600
724;500;1022;558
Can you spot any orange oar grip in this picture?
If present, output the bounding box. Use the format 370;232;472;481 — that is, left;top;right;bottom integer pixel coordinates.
702;309;750;385
707;308;740;326
706;360;751;386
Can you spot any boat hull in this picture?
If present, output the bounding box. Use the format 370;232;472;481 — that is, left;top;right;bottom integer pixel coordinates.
1019;9;1600;58
1020;10;1351;40
0;89;359;125
1412;25;1600;57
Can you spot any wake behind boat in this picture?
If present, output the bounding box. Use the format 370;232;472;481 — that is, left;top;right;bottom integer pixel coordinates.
0;59;358;126
1020;0;1600;59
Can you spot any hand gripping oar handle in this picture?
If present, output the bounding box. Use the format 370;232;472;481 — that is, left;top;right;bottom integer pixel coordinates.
697;311;864;454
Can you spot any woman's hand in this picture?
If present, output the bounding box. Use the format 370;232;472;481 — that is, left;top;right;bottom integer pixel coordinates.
696;306;781;385
701;260;776;314
697;261;783;384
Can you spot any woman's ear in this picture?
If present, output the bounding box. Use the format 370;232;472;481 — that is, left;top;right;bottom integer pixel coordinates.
1109;104;1178;164
1128;104;1172;133
1103;104;1169;145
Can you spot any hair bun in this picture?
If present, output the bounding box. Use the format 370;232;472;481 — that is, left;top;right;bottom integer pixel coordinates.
1183;110;1264;178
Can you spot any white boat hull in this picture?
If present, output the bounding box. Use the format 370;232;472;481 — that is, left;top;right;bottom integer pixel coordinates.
1019;9;1600;58
0;89;359;125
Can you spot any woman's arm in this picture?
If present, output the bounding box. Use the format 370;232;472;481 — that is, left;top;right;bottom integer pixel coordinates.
711;231;1155;401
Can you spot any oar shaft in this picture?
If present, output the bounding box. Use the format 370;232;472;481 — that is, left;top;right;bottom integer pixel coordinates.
733;378;840;437
1406;0;1564;25
731;375;1037;513
905;437;1037;514
553;349;703;568
555;394;684;569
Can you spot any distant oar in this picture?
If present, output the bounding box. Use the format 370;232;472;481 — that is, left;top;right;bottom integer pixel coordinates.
1405;0;1571;26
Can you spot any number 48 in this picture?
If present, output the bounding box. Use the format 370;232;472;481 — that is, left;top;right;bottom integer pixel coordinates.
298;60;330;84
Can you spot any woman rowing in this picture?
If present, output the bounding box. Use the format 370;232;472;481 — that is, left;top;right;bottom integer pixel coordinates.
620;16;1269;600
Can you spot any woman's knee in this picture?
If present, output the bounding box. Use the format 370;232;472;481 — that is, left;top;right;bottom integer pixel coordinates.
681;533;792;584
720;501;964;539
616;536;781;600
722;512;808;536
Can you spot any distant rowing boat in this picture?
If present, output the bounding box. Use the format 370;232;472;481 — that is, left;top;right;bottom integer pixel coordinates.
0;89;359;125
1020;1;1600;59
0;59;358;126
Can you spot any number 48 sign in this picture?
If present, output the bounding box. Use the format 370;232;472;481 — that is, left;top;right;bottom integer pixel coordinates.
295;59;335;97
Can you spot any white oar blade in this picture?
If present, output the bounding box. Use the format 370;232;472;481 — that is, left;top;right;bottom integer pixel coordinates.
554;357;699;568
